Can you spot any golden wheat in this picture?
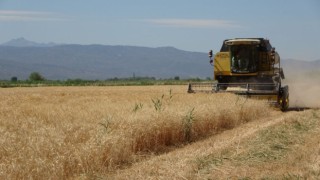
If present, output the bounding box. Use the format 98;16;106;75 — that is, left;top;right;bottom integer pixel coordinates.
0;86;270;179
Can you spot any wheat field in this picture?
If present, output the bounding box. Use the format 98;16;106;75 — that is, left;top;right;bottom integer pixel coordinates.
0;85;271;179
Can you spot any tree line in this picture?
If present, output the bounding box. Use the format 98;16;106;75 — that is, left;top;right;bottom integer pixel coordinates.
2;72;210;87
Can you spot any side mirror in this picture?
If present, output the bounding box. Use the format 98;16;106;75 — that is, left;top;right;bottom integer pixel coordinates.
209;50;214;65
208;50;213;58
271;47;276;61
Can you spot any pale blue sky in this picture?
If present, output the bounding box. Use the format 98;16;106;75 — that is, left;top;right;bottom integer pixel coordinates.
0;0;319;60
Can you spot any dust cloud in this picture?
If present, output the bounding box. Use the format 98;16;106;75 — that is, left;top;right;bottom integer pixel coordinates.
283;71;320;108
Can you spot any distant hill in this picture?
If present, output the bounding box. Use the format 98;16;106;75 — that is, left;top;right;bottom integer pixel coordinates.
282;58;320;74
0;38;318;80
0;39;210;80
1;37;57;47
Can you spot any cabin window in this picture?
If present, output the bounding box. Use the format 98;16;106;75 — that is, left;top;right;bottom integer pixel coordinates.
230;45;258;73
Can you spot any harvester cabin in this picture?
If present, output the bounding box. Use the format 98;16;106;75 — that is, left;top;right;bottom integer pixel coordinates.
220;38;276;73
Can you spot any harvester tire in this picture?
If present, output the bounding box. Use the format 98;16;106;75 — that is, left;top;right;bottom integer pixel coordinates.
279;86;289;111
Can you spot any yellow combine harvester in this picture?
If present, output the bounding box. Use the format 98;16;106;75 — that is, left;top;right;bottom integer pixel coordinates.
188;38;289;111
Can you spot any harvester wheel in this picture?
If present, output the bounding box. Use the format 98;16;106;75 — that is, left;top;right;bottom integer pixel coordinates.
279;86;289;111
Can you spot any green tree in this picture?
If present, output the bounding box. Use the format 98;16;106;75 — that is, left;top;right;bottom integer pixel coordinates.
11;76;18;82
29;72;45;81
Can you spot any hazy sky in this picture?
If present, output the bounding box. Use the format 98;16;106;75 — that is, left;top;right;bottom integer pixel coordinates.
0;0;319;60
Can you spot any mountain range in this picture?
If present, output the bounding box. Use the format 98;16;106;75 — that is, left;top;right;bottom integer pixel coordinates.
0;38;319;80
0;38;211;80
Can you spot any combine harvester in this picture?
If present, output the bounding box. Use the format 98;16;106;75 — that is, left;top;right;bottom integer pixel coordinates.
188;38;289;111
